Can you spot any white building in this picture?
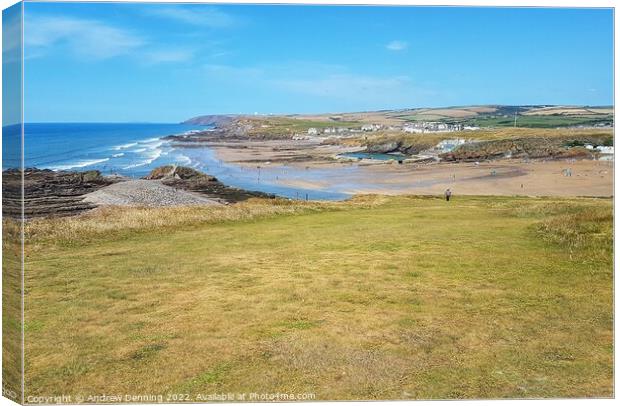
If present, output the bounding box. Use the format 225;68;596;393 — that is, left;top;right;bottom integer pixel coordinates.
361;124;382;132
307;128;319;135
596;146;614;154
403;125;425;134
321;127;353;134
402;122;463;134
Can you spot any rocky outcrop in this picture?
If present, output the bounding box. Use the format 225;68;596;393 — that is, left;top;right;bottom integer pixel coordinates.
143;165;274;203
360;132;611;161
440;138;596;161
365;141;401;154
363;139;437;155
144;165;216;181
166;118;251;143
2;168;118;218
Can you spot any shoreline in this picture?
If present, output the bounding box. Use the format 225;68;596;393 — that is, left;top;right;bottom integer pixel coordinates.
201;138;613;198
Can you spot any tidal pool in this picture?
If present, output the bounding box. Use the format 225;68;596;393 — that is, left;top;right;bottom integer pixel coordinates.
339;152;407;161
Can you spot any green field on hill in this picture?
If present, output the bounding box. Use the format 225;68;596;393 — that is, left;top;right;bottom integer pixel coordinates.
468;115;613;128
398;113;612;128
20;195;612;400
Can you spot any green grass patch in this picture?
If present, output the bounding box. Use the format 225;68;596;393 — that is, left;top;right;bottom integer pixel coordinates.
468;115;613;128
130;343;167;361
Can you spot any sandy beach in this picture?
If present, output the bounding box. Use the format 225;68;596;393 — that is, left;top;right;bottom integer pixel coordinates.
205;139;613;197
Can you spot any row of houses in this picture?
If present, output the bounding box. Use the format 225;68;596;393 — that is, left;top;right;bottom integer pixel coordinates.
308;124;386;135
403;122;480;134
307;122;480;136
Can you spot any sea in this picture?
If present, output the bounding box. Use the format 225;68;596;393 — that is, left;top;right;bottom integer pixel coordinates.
2;123;349;200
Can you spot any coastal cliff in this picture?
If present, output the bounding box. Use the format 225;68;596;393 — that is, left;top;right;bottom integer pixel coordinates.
182;115;236;127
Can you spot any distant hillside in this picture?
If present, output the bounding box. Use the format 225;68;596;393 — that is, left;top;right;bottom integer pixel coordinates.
388;105;613;128
182;115;236;127
183;105;613;131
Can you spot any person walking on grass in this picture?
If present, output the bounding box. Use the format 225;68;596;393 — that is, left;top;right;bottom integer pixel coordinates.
444;188;452;202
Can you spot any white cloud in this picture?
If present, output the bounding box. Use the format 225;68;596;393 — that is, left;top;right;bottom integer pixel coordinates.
25;14;144;59
144;6;236;28
386;40;408;51
23;14;198;65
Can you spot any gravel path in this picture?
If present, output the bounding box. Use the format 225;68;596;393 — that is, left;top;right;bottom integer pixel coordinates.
82;179;222;207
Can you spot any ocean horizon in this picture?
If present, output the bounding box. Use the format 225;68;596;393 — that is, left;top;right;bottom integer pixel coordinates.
2;122;209;175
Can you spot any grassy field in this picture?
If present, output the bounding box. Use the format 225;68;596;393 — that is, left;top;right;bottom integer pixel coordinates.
392;106;612;129
242;117;361;138
398;114;612;128
21;195;612;400
467;115;613;128
2;218;22;402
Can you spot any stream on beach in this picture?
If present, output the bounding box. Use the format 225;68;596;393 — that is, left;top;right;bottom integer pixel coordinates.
173;147;353;200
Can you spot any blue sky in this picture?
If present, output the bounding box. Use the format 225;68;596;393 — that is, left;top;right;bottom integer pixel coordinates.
13;2;615;122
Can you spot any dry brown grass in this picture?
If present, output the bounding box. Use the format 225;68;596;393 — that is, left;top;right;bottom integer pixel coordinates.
490;198;613;261
462;106;498;113
2;217;23;401
23;196;392;248
536;205;612;257
290;112;404;126
24;199;329;247
522;106;614;116
413;108;479;118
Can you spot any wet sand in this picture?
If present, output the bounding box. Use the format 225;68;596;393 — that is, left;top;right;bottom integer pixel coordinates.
202;138;359;165
206;140;613;197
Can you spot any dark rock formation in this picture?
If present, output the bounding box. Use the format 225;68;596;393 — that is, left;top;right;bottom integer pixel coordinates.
144;165;274;203
144;165;216;181
365;141;401;154
2;168;118;219
363;139;437;155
